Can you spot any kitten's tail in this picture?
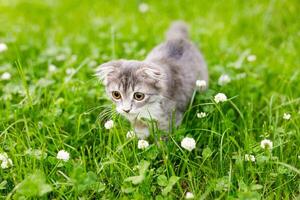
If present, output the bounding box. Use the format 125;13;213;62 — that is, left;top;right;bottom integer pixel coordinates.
166;21;189;40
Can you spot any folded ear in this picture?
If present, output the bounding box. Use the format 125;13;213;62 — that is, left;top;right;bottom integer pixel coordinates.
137;63;166;82
95;61;122;85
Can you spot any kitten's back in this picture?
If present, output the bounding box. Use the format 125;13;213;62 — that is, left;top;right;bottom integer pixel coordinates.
146;21;208;80
145;21;208;111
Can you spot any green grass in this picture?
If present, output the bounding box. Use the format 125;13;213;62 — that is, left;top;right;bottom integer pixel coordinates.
1;0;300;199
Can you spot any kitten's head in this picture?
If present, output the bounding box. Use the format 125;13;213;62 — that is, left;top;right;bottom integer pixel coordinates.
96;60;166;120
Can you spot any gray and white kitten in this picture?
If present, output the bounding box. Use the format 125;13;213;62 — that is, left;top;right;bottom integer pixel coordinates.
96;21;208;138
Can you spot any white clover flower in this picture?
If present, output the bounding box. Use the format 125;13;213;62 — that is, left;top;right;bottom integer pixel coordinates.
88;60;98;68
138;139;149;149
0;152;13;169
0;43;8;53
247;54;256;62
104;120;114;129
1;160;8;169
236;73;247;80
1;158;13;169
218;74;231;86
1;72;11;80
25;148;47;160
181;137;196;152
126;131;136;139
283;113;291;120
214;93;227;103
197;112;207;118
138;3;149;13
56;150;70;162
195;79;207;90
66;68;76;75
70;55;77;63
48;64;57;73
56;54;67;61
185;192;194;199
0;152;8;160
244;154;256;162
260;139;273;150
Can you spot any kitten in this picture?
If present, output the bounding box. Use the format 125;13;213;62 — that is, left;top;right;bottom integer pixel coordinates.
96;21;208;138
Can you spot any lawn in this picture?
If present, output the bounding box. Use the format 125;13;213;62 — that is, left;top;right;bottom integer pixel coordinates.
0;0;300;199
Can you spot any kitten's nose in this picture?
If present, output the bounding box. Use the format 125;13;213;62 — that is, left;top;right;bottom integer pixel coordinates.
123;109;130;113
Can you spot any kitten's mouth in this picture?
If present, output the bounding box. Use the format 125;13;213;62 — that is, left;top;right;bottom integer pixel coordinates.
122;112;139;120
125;112;153;122
121;110;155;122
120;109;150;122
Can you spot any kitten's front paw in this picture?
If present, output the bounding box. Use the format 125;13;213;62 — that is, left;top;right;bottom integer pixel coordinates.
134;127;150;139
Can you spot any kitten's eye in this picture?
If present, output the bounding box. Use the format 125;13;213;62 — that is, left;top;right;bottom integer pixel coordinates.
133;92;145;101
112;91;121;100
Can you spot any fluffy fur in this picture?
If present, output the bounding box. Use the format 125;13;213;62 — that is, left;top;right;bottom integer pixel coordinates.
96;21;208;138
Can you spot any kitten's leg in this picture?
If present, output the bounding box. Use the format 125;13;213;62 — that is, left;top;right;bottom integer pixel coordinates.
135;127;150;139
134;121;150;139
176;112;183;127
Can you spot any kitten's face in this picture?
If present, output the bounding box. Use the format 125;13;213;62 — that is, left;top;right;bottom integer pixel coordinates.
96;60;165;121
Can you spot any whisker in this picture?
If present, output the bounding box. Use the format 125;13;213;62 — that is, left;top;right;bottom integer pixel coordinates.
83;104;112;114
97;107;118;121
